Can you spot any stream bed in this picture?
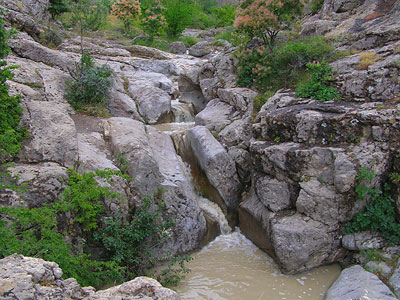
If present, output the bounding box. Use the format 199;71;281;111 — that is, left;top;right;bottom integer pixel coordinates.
176;230;341;300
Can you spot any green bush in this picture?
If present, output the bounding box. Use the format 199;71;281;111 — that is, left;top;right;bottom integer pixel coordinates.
180;36;199;47
162;0;196;36
68;0;111;32
65;53;114;113
344;168;400;245
236;36;335;92
214;28;250;47
212;5;236;27
296;62;339;101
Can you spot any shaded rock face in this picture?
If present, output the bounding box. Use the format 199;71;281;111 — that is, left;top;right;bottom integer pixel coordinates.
0;254;181;300
325;265;397;300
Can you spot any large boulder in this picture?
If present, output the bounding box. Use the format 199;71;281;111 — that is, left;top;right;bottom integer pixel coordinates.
325;265;397;300
188;41;212;57
185;126;241;223
195;99;238;132
168;41;187;54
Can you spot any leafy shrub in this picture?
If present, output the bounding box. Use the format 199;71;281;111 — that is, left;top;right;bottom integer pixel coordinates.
65;53;114;113
180;36;199;47
214;28;250;47
236;36;334;92
296;62;339;101
344;168;400;245
212;5;236;27
94;196;174;277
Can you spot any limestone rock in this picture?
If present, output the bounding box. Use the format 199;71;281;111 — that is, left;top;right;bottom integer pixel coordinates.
342;231;386;251
7;162;68;207
217;88;257;117
389;260;400;297
365;261;393;278
195;99;238;132
128;85;171;124
107;118;206;253
21;101;78;168
0;254;181;300
186;126;241;217
218;119;251;148
168;41;187;54
325;265;397;300
271;214;339;274
255;176;292;212
188;41;212;57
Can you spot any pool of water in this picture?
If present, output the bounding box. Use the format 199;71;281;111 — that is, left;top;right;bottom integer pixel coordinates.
176;230;341;300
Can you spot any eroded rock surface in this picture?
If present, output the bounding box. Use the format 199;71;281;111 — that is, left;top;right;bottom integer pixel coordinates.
0;254;181;300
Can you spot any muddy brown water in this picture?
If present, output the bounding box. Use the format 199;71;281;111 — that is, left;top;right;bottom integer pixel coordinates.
176;230;341;300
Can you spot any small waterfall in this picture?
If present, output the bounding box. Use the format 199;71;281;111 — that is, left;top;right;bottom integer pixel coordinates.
197;196;231;235
171;99;195;123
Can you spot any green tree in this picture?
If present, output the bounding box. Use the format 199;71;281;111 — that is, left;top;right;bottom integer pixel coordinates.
140;1;166;41
235;0;304;46
49;0;69;19
162;0;195;36
67;0;110;33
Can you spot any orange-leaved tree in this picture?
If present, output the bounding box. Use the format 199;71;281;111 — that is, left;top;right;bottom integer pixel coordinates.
111;0;141;32
235;0;304;46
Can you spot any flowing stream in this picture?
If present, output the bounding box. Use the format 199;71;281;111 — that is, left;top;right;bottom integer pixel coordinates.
153;101;341;300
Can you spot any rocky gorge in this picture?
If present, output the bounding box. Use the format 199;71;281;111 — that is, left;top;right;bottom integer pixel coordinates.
1;0;400;299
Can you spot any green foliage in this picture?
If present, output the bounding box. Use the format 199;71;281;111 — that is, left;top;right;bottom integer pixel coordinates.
155;254;193;287
162;0;195;36
65;53;114;114
236;36;334;92
0;189;124;288
344;168;400;245
180;36;199;48
253;91;274;113
49;0;69;19
68;0;111;32
212;5;236;27
140;4;166;40
53;169;123;232
94;196;174;278
214;28;250;47
310;0;324;14
296;62;339;101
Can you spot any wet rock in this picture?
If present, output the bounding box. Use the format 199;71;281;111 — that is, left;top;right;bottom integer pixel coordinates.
342;231;386;251
168;41;187;54
271;213;339;274
21;101;78;168
239;191;276;254
325;265;397;300
186;126;241;217
228;147;251;183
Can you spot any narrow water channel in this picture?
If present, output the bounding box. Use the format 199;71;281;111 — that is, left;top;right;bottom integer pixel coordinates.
176;230;341;300
153;101;341;300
